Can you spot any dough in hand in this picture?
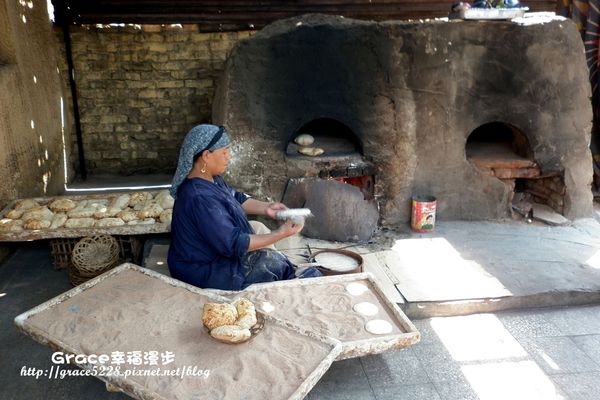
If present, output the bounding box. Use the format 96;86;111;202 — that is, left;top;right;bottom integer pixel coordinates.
202;303;238;331
210;325;251;344
233;298;258;329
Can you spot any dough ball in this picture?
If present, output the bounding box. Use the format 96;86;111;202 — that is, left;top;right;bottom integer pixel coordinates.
346;282;369;296
64;218;95;228
23;219;51;230
6;209;24;219
294;134;315;146
365;319;393;335
49;213;68;229
14;199;40;211
233;298;258;329
95;218;125;227
48;198;76;213
298;147;324;157
353;302;379;316
202;302;238;331
210;325;252;344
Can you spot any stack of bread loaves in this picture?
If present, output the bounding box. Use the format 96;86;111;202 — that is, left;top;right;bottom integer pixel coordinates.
0;190;174;232
202;298;259;344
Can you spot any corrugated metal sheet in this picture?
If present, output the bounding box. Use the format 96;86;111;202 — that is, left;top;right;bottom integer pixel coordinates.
52;1;557;26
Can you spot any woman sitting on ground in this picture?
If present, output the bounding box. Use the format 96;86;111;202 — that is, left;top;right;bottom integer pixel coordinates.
167;124;321;290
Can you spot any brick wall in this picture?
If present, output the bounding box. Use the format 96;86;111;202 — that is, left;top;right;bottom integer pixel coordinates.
67;24;254;175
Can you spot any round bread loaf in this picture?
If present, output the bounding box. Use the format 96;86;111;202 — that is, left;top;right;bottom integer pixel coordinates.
155;190;175;209
137;202;163;219
6;209;24;219
210;325;251;344
48;198;76;213
233;298;258;329
159;209;172;224
109;194;130;210
202;303;238;330
0;218;23;231
129;192;152;207
49;213;68;229
14;199;39;211
117;209;138;222
22;206;54;222
23;219;52;230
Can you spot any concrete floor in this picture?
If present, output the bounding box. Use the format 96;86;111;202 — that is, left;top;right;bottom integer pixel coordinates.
2;214;600;399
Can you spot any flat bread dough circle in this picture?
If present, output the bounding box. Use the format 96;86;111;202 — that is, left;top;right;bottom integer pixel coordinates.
353;302;379;316
315;252;359;272
346;282;368;296
365;319;393;335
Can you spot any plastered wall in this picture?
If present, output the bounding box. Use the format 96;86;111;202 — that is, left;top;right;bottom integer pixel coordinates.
0;0;71;208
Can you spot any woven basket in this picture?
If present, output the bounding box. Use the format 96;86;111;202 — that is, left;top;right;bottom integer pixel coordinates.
72;235;120;277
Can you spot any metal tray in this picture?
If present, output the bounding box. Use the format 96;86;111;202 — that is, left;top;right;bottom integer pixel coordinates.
14;264;342;400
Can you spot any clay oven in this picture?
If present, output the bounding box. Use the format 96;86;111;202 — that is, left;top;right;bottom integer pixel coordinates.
213;14;593;238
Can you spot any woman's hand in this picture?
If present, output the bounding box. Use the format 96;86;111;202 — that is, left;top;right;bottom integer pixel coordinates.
265;202;288;220
276;218;305;237
247;217;304;251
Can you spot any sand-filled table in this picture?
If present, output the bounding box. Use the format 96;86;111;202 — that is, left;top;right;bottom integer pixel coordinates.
231;273;421;360
14;264;341;400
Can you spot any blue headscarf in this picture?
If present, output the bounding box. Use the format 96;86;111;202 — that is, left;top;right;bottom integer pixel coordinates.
170;124;230;198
